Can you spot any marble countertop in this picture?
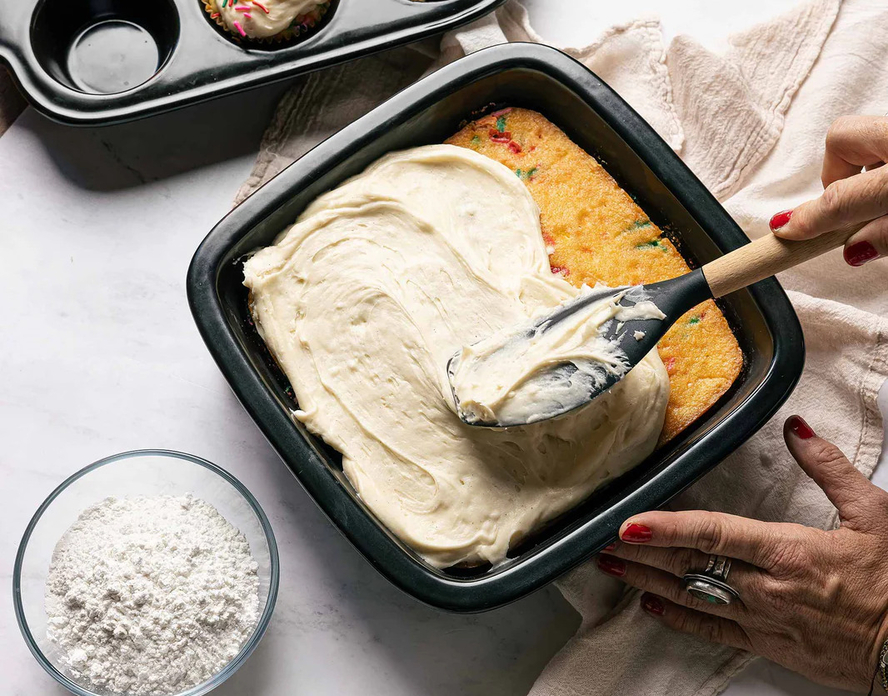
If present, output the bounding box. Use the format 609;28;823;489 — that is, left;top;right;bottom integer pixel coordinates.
2;2;883;695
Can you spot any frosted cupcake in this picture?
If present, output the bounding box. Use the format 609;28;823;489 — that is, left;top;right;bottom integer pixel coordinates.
205;0;329;43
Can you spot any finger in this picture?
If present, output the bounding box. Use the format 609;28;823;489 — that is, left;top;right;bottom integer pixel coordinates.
618;510;788;569
821;116;888;188
776;165;888;240
596;555;744;618
640;593;752;652
599;547;763;605
605;542;713;578
784;415;875;525
843;215;888;266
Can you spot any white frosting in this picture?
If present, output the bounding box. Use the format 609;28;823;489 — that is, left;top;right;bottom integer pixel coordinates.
243;145;670;567
449;286;666;427
215;0;322;39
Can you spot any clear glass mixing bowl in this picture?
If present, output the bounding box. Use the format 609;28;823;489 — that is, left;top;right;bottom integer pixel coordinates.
13;449;279;696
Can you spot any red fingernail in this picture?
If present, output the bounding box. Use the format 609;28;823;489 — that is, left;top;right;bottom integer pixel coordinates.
769;209;793;231
596;555;626;577
788;415;815;439
641;593;665;616
844;240;879;267
603;542;616;552
621;523;653;543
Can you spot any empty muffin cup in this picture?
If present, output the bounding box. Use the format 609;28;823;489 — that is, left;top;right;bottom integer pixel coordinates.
30;0;180;94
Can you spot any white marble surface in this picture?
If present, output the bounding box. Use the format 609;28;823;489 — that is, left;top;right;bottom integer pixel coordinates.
2;2;885;695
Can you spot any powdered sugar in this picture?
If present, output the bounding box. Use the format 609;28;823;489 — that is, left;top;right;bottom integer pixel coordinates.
45;495;260;695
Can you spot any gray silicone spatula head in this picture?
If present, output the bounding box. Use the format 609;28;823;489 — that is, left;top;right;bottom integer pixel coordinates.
447;223;860;428
446;269;711;427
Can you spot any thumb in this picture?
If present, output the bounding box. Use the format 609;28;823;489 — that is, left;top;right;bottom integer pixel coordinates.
783;415;875;526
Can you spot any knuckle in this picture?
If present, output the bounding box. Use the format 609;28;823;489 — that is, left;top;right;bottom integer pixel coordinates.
825;115;854;146
820;570;844;605
807;438;850;470
820;179;848;218
757;532;790;568
750;574;786;618
692;513;727;554
863;168;888;207
752;573;785;601
761;578;797;616
765;533;812;574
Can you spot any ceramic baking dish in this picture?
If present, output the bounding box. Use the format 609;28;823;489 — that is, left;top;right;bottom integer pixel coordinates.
187;42;805;612
0;0;505;125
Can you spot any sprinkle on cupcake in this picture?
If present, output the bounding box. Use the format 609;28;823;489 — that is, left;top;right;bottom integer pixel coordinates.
205;0;329;42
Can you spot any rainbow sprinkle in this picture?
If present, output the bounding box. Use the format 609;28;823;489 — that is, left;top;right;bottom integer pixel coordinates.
233;20;246;36
210;11;220;17
252;0;270;12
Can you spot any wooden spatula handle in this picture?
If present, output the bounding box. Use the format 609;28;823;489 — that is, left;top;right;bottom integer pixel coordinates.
702;224;862;298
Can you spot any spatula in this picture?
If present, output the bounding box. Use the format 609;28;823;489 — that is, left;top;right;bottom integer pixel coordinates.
447;224;861;428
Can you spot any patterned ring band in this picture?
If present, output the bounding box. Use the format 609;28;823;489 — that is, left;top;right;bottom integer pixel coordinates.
682;555;741;606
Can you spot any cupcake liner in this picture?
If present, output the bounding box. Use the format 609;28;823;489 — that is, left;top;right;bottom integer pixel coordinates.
203;0;330;46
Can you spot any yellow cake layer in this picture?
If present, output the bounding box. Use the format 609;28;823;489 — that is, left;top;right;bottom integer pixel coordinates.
447;108;743;442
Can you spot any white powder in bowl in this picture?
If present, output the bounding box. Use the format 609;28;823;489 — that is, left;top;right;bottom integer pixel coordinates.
45;494;261;695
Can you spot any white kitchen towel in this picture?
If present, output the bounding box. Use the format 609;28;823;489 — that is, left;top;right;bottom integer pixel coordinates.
236;1;888;694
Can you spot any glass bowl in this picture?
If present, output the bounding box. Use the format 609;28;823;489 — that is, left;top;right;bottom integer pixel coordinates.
13;449;279;696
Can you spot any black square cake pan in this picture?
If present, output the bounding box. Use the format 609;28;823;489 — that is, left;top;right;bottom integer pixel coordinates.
187;42;805;612
0;0;505;126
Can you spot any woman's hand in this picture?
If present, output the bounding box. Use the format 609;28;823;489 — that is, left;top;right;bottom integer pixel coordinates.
769;115;888;267
596;416;888;693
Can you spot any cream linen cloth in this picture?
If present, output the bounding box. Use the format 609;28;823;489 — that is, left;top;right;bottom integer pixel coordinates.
237;1;888;694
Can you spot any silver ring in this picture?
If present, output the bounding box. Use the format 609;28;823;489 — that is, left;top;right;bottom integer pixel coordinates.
682;555;741;605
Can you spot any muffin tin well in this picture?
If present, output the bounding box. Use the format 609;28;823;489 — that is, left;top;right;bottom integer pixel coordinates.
0;0;506;125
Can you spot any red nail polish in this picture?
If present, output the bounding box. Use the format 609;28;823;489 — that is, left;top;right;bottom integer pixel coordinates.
844;241;879;267
769;209;793;231
596;555;626;577
621;523;653;543
641;593;665;616
603;542;616;552
788;415;815;439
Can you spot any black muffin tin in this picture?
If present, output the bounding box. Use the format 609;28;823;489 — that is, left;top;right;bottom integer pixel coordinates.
187;43;805;612
0;0;505;125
